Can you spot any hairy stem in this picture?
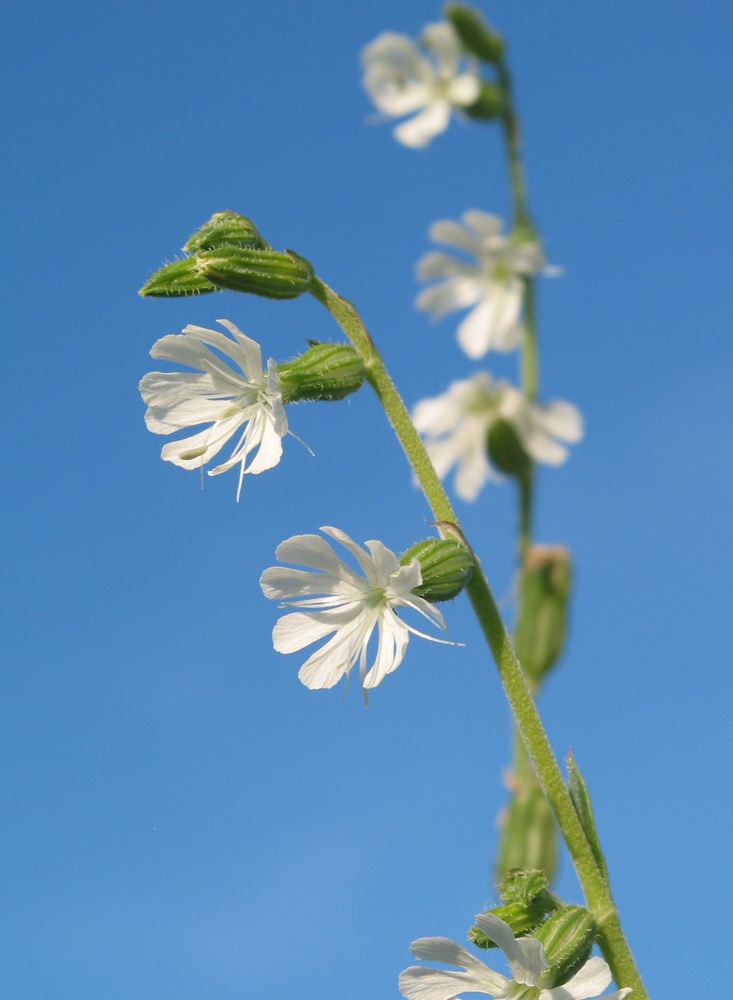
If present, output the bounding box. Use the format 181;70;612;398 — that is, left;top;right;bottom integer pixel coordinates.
309;275;648;999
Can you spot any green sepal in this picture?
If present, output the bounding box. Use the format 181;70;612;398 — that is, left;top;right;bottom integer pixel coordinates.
183;210;271;253
138;257;217;297
463;81;506;120
487;418;531;478
498;867;550;906
197;246;314;299
278;343;365;403
514;546;572;688
400;538;473;603
470;869;555;949
535;905;596;987
444;3;505;64
567;752;609;882
496;777;557;885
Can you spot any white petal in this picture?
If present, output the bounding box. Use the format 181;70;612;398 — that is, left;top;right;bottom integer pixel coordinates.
462;211;503;240
394;100;451;147
539;400;584;443
416;277;485;318
416;251;474;281
422;22;462;70
540;956;612;1000
297;614;375;690
363;608;409;689
320;526;381;582
364;538;402;584
159;413;244;469
428;219;483;254
403;936;509;998
447;72;481;106
272;611;341;654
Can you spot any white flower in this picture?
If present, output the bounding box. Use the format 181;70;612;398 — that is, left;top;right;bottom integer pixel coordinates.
416;211;559;358
361;22;481;149
399;912;632;1000
413;372;583;502
139;320;288;501
259;526;448;703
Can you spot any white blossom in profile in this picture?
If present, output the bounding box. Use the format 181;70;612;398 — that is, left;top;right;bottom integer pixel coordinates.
361;22;481;148
413;372;583;502
260;526;449;703
416;210;559;358
139;320;287;501
399;911;632;1000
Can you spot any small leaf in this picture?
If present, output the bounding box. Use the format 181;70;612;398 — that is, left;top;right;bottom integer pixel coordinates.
567;751;609;882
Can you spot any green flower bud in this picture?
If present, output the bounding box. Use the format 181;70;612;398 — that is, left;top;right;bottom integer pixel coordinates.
496;778;557;885
444;3;505;64
463;81;506;121
535;906;596;987
514;546;572;688
278;342;365;404
487;417;531;478
497;867;550;906
197;246;314;299
469;898;551;950
138;257;217;297
182;211;270;253
400;538;473;603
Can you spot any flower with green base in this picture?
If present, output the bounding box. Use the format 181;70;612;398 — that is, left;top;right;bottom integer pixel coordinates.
260;527;451;704
399;912;631;1000
139;320;287;501
361;22;481;148
413;372;583;502
416;211;558;358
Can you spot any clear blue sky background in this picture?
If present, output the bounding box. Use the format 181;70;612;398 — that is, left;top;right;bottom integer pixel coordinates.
3;2;731;997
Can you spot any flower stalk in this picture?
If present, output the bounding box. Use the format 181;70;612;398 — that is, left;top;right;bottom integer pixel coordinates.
309;273;648;1000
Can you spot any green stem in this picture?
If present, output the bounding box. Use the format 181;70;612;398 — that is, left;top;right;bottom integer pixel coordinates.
309;275;648;1000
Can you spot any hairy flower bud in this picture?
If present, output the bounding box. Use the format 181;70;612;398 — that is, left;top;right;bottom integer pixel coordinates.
496;777;557;885
278;343;366;404
197;246;314;299
497;867;550;906
444;3;505;64
514;545;572;688
138;257;217;297
535;906;597;987
487;416;531;478
400;538;473;603
182;210;270;253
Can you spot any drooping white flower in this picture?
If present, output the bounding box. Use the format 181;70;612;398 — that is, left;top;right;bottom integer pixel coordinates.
361;22;481;149
413;372;583;502
399;912;632;1000
415;210;559;358
139;320;288;501
259;526;448;702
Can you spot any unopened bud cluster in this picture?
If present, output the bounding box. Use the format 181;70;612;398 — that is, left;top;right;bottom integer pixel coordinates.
400;537;473;603
139;211;314;301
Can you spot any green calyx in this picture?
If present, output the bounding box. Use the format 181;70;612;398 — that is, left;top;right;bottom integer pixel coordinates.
463;81;507;120
487;418;531;478
197;246;314;299
140;211;313;301
138;256;217;297
469;869;556;950
514;546;572;688
535;906;596;987
496;778;558;886
444;3;505;64
183;210;271;253
278;342;365;404
400;538;473;603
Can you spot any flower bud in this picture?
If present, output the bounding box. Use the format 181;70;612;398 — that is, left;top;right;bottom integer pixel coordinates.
182;211;270;253
444;3;505;64
514;546;572;688
535;906;596;987
400;538;473;603
496;778;557;885
197;246;314;299
138;257;217;297
278;342;366;404
497;867;550;906
463;81;506;121
469;898;551;950
487;417;531;478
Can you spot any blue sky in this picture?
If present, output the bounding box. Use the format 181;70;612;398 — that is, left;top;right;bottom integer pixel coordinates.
3;2;731;998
